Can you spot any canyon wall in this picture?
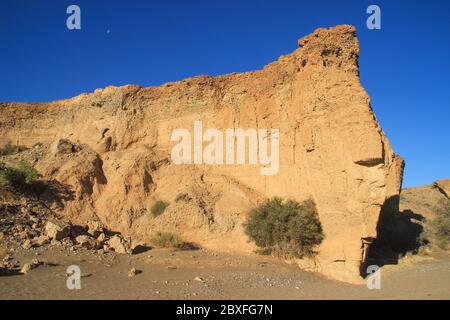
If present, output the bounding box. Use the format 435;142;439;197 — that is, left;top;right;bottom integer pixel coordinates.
0;25;404;283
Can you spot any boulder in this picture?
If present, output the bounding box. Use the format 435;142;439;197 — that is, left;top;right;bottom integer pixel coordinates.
107;235;132;254
20;263;33;274
20;259;42;274
21;239;32;250
97;233;106;242
50;139;75;155
44;221;71;241
32;235;50;247
75;235;101;249
87;221;105;238
128;267;141;277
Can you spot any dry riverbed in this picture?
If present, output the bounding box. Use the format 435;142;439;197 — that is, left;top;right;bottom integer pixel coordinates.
1;245;450;300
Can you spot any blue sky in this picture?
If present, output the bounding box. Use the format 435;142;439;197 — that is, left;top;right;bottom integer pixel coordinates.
0;0;449;187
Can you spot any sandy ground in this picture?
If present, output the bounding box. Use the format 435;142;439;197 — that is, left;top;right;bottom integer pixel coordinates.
1;246;449;300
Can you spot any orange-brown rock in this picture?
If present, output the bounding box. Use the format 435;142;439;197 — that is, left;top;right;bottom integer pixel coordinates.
0;25;404;283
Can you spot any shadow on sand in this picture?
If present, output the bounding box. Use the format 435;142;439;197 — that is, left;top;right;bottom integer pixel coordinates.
362;196;425;274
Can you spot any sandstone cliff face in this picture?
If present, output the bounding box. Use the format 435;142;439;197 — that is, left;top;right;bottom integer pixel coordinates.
0;25;403;283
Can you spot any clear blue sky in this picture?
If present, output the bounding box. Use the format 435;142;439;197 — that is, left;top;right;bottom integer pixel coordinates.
1;0;449;188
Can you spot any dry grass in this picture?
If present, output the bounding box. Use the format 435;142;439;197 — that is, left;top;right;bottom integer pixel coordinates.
0;142;25;156
0;160;39;190
151;232;183;248
429;199;450;249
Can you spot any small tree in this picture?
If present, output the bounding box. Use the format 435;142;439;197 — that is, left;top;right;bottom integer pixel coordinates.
244;197;324;258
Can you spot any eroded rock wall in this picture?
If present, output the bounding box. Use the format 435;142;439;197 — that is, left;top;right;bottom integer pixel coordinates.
0;25;403;282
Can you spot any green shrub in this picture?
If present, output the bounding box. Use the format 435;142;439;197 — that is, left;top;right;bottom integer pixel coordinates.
0;160;39;190
151;200;169;217
429;200;450;249
0;142;25;156
244;197;324;258
151;232;183;248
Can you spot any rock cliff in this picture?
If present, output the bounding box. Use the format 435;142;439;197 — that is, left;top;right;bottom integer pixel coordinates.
0;25;404;283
